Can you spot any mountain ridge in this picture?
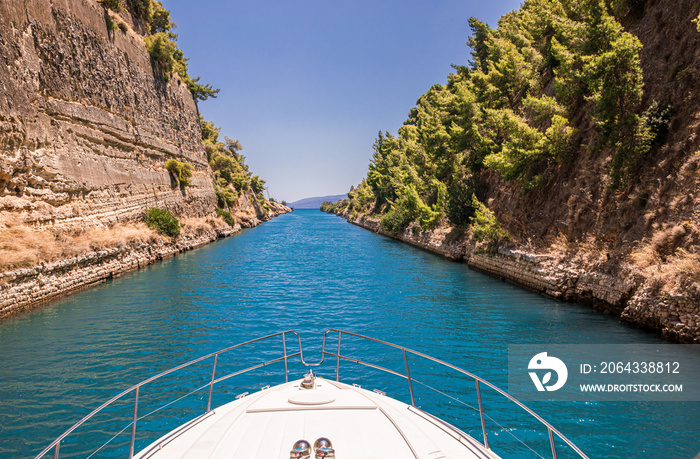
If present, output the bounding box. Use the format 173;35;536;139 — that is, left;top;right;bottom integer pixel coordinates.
290;194;347;209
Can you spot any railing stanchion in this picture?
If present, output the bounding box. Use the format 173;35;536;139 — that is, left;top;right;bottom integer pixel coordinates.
336;331;342;382
33;330;588;459
549;427;558;459
282;332;288;383
476;380;489;449
206;354;218;412
128;387;139;459
403;349;416;406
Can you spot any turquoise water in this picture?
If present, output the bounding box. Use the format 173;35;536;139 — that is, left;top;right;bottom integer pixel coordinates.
0;210;698;458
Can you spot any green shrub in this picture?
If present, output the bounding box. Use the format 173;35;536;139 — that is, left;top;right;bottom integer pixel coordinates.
132;0;153;20
215;187;237;208
643;101;673;146
250;175;266;194
132;0;171;33
347;180;374;214
320;200;348;213
204;124;255;196
216;208;236;227
200;118;220;143
144;31;179;77
446;181;477;227
469;195;510;247
149;1;171;34
607;0;646;17
165;159;193;188
106;16;119;32
144;207;180;237
608;118;653;189
481;108;555;190
101;0;122;12
143;30;220;100
381;201;414;232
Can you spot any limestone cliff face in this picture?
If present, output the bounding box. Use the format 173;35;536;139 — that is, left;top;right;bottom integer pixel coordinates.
0;0;216;229
482;0;700;251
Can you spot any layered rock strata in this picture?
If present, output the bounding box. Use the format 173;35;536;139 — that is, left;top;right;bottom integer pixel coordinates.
0;0;216;229
0;0;294;317
0;202;290;318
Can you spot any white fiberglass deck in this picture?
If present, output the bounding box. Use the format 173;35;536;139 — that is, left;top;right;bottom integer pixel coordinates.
135;376;500;459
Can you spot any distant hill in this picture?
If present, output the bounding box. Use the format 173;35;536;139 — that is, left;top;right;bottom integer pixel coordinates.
289;194;347;209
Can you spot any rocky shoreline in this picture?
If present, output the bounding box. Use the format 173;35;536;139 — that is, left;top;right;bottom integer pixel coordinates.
0;206;290;319
340;212;699;344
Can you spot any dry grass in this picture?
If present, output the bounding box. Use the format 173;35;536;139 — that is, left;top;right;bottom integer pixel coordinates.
629;222;700;297
180;216;229;236
0;214;234;273
632;248;700;297
0;219;158;272
548;232;610;266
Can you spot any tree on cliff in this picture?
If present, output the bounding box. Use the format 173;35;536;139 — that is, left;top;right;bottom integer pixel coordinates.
339;0;669;234
99;0;219;101
144;31;220;101
101;0;123;12
201;118;268;210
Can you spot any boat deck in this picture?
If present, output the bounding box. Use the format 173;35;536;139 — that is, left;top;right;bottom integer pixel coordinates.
135;376;500;459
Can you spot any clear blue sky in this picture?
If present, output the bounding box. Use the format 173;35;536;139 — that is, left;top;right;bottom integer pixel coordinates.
162;0;523;203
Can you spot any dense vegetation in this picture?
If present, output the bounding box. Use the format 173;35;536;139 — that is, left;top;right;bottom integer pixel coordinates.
143;207;180;237
320;199;348;213
165;159;193;189
102;0;219;101
336;0;670;243
202;118;267;224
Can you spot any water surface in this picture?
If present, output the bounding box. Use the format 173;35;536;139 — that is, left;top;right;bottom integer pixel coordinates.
0;210;698;458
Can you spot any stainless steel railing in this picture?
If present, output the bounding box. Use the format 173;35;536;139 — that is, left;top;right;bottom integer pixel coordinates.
34;329;588;459
34;330;304;459
317;329;589;459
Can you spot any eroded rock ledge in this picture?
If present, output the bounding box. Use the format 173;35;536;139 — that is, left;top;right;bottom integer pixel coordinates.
344;212;699;344
0;204;290;319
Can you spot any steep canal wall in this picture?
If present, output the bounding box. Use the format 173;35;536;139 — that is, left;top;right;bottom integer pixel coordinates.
0;0;217;229
343;212;700;344
319;0;700;344
0;0;293;317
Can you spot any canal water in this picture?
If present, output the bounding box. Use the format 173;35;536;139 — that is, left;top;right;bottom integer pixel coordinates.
0;210;698;458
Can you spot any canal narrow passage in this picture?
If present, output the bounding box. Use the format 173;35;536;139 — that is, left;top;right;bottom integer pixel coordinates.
0;210;698;458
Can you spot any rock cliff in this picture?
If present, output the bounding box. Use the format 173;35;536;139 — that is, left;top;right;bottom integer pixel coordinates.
336;210;699;343
0;0;216;229
0;0;292;317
